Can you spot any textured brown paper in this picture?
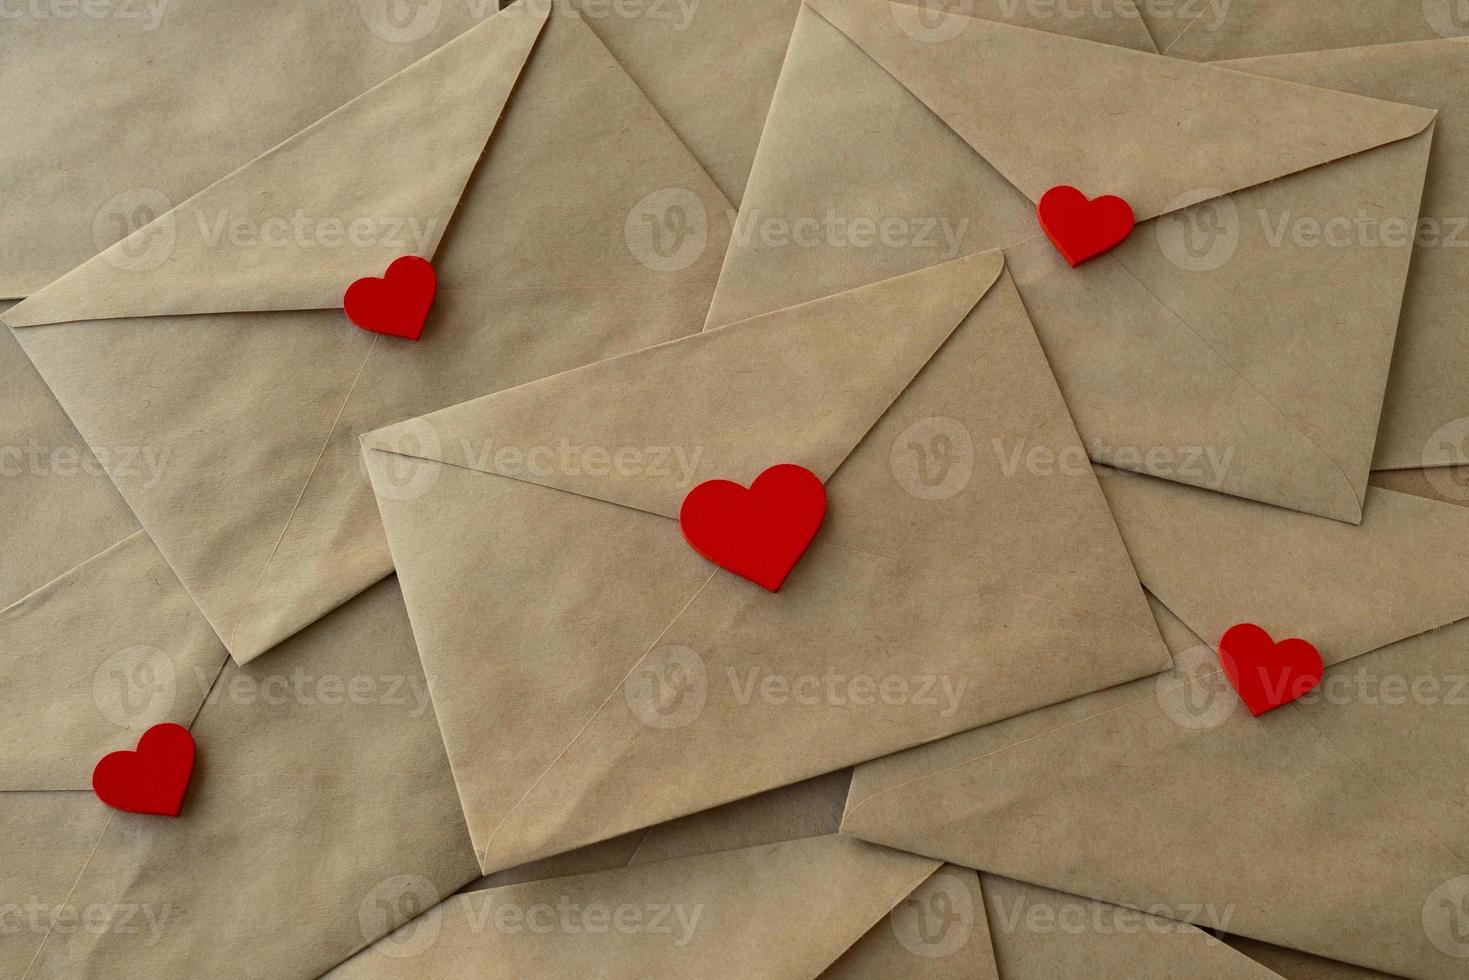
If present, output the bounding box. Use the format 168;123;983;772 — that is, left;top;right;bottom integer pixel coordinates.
0;298;226;787
5;4;733;664
11;578;483;980
1225;934;1403;980
843;480;1469;978
1186;40;1469;475
1149;0;1469;60
710;0;1436;523
363;250;1166;874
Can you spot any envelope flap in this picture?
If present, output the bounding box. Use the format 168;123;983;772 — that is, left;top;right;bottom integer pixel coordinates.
1099;469;1469;666
362;249;1006;518
804;0;1437;221
5;1;548;328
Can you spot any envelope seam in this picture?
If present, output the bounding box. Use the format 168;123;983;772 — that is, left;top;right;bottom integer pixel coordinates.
20;812;114;980
0;529;148;619
477;568;718;868
1158;5;1209;56
228;335;380;653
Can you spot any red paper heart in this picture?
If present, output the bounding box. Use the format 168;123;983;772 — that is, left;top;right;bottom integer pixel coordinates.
343;256;437;340
680;464;827;592
1037;185;1136;267
1218;623;1324;717
92;723;196;817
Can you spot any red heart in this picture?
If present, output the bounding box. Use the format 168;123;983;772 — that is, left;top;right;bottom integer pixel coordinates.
1218;623;1324;717
343;256;437;340
92;723;196;817
1037;185;1136;268
680;464;827;592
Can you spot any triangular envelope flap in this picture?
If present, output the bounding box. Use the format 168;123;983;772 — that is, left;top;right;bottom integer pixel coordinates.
804;0;1436;221
1098;469;1469;665
5;2;548;329
363;249;1005;518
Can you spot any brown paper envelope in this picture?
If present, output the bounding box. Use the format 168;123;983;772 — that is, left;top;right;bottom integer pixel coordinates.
11;578;484;980
841;582;1469;979
360;249;1167;875
1149;0;1469;60
3;3;733;665
707;0;1436;523
1181;39;1469;477
321;835;938;980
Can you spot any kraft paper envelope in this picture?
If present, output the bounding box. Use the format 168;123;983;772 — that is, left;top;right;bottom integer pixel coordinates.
361;249;1169;874
842;477;1469;978
1224;935;1401;980
708;0;1438;523
0;0;1162;303
1146;0;1469;59
1183;38;1469;477
3;2;734;664
6;577;485;980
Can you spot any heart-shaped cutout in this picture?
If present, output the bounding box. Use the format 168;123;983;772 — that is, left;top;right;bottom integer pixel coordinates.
344;256;437;340
1218;623;1324;717
1037;185;1136;268
92;723;196;817
680;464;827;592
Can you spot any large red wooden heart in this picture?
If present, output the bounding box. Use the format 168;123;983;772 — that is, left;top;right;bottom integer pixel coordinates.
92;723;196;817
1218;623;1324;717
343;256;437;340
1037;185;1136;268
680;464;827;592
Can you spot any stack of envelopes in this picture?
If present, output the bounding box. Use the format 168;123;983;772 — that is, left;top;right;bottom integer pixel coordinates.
3;0;1469;977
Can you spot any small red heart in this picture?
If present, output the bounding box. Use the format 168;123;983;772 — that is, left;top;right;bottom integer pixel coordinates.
1218;623;1324;717
680;464;827;592
1037;185;1136;268
92;723;196;817
344;256;437;340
